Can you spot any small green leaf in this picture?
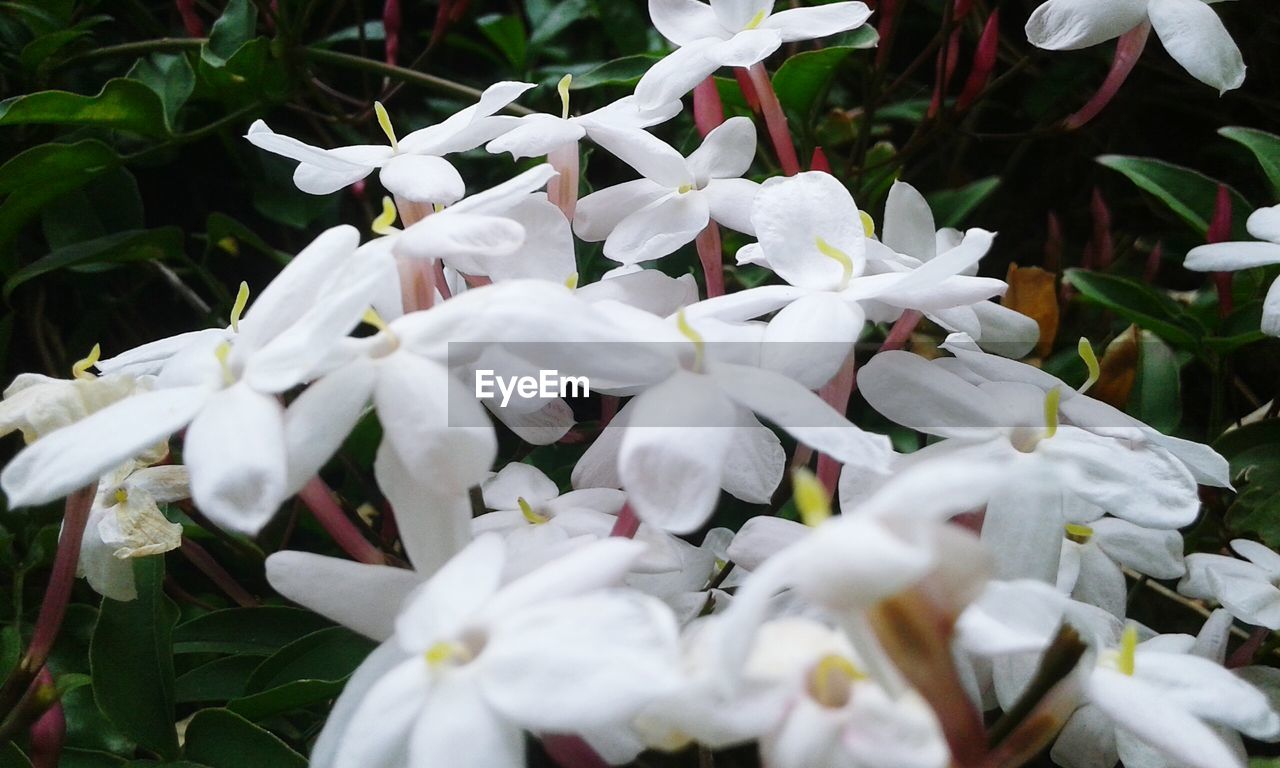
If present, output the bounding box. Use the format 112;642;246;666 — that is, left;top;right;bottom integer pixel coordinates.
129;54;196;126
529;0;593;46
4;227;182;298
773;44;867;124
1063;269;1203;350
183;709;305;768
226;627;374;720
175;656;261;703
571;54;662;90
927;177;1000;229
90;558;180;760
1220;126;1280;197
0;79;170;136
1127;330;1184;434
1097;155;1253;240
173;607;332;656
202;0;256;68
477;13;528;71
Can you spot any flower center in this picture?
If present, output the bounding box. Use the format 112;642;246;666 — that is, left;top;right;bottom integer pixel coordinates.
362;308;400;353
1010;387;1061;453
1117;624;1137;676
564;273;579;290
807;654;865;708
1064;523;1093;545
424;630;487;669
214;341;235;386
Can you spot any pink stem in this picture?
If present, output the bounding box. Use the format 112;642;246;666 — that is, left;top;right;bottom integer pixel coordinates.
1228;627;1269;669
609;503;640;539
874;0;901;69
734;68;763;114
297;478;386;565
25;485;97;674
810;146;832;173
1064;23;1151;131
546;142;581;220
176;0;204;37
1090;188;1114;270
693;76;726;137
881;310;923;352
696;222;726;298
600;395;619;428
1209;183;1235;318
744;63;801;176
816;354;858;492
180;538;258;607
28;670;63;768
541;735;612;768
433;260;452;301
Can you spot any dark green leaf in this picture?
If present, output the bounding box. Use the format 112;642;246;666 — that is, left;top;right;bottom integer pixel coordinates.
477;14;528;71
183;709;305;768
19;28;86;72
1097;155;1253;240
773;39;874;124
927;177;1000;229
1220;126;1280;196
245;626;375;693
202;0;256;68
129;54;196;126
60;748;126;768
1063;269;1203;350
176;656;261;703
4;227;182;298
0;79;171;136
1127;331;1185;434
571;54;661;90
173;607;332;655
529;0;593;46
90;558;180;760
0;742;31;768
41;166;144;249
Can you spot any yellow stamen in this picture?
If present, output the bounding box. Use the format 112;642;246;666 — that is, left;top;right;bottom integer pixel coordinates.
816;237;854;289
808;654;864;708
114;488;129;504
372;196;400;235
425;641;466;667
229;281;250;332
374;101;398;150
214;341;234;385
1118;624;1137;676
71;343;101;381
1064;523;1093;544
677;183;695;194
564;272;579;290
676;309;705;372
1043;387;1061;440
1077;337;1100;394
433;202;446;214
792;468;831;527
859;210;876;238
744;9;767;29
518;497;550;525
362;308;392;335
558;74;573;120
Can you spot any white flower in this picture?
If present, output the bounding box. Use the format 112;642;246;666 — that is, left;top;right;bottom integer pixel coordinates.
1025;0;1245;93
1185;205;1280;336
310;535;681;768
245;81;534;203
1056;511;1185;619
574;117;761;265
0;369;141;444
637;0;873;106
1180;539;1280;629
486;90;682;161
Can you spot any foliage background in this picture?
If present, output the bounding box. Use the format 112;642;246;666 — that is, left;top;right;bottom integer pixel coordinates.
0;0;1279;766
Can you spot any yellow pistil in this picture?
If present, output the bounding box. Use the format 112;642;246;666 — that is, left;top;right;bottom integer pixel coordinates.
793;468;831;527
564;272;579;290
859;210;876;238
71;343;101;381
1118;624;1138;676
214;341;235;385
374;101;398;151
558;74;573;120
433;203;446;214
114;488;129;505
362;308;399;350
425;640;468;667
1064;523;1093;545
1043;387;1061;440
229;281;250;332
372;196;399;235
518;497;550;525
744;9;767;29
815;237;854;289
1077;337;1100;394
676;309;705;372
677;183;695;194
808;654;864;708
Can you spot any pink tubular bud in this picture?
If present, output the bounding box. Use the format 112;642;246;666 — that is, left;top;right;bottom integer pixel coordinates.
693;76;725;138
1209;184;1235;317
29;670;65;768
176;0;204;37
1064;22;1151;130
383;0;401;66
956;10;999;112
810;146;832;173
1090;187;1113;269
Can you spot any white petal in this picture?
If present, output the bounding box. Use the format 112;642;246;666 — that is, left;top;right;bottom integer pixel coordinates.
483;194;576;283
857;350;1005;437
726;515;808;570
720;410;785;504
751;172;865;291
573;179;670;242
245;120;384;172
294;163;375;195
981;478;1065;583
1072;543;1128;618
687;116;757;183
332;656;429;768
882;180;937;261
1092;517;1185;579
760;293;861;389
651;0;727;44
1185;241;1280;271
587;123;693;189
283;361;376;495
379;154;466;204
1024;0;1148;50
396;534;504;647
891;229;997;296
2;387;207;508
398;81;537;155
604;192;710;264
1148;0;1245;93
484;115;585;160
704;177;760;236
760;2;873;43
708;27;782;67
634;39;724;109
410;677;521;767
1265;278;1280;337
1247;205;1280;243
1050;706;1118;768
266;552;421;641
312;642;414;768
1135;651;1280;737
711;0;772;32
183;385;287;534
481;463;558;509
395;213;525;268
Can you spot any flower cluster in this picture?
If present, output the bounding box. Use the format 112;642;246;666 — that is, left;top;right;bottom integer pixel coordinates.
1;2;1273;768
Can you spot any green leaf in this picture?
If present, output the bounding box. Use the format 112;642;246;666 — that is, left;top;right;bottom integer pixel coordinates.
129;54;196;126
1216;420;1280;547
60;748;126;768
90;558;180;760
571;54;662;90
0;140;121;270
41;166;144;249
1126;330;1184;434
1063;269;1203;350
198;38;288;107
477;13;528;71
227;627;374;720
773;44;864;124
0;742;32;768
927;177;1000;229
529;0;593;46
4;227;182;298
1097;155;1253;240
1220;126;1280;197
0;79;171;136
19;28;88;72
202;0;256;68
175;656;261;703
183;709;305;768
173;607;332;656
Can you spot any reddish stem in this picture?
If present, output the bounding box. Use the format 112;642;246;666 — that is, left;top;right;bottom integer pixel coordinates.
956;10;999;112
1144;241;1163;283
881;310;923;352
28;670;63;768
1090;188;1114;269
180;538;258;607
816;354;859;492
382;0;401;66
547;142;581;220
810;146;832;173
26;485;97;674
743;63;801;176
1228;627;1269;669
1064;23;1151;130
696;222;726;298
874;0;901;69
609;503;640;539
693;76;726;138
1209;183;1235;317
734;68;763;113
297;478;386;565
541;735;612;768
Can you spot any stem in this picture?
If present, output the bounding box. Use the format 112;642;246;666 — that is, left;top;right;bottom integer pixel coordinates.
297;478;386;565
59;37;205;65
816;354;858;492
695;222;725;298
28;670;63;768
609;503;640;539
693;76;725;138
541;734;611;768
743;63;801;176
546;142;581;220
1228;627;1269;669
1063;23;1150;131
305;48;534;115
881;310;923;352
179;538;258;607
0;484;96;722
